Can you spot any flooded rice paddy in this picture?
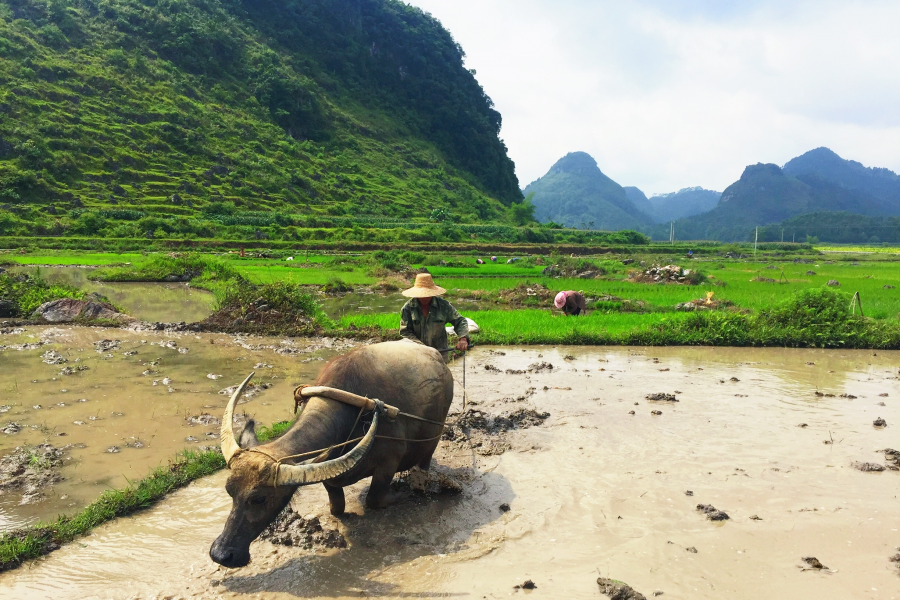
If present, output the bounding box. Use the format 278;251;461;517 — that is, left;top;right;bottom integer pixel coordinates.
11;266;216;323
0;325;355;530
1;336;899;599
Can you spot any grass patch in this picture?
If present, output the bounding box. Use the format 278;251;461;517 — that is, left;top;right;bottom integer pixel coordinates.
203;280;332;334
0;270;91;317
93;253;243;291
0;420;293;572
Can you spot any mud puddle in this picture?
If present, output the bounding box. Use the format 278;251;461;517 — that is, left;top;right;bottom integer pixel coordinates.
10;266;216;322
1;346;900;599
0;325;355;530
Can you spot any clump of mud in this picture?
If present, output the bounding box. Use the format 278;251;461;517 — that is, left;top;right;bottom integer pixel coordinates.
93;339;120;353
454;408;549;434
597;577;647;600
0;444;68;503
217;381;272;403
496;283;554;306
697;503;730;521
443;408;549;456
41;350;67;365
882;448;900;470
392;465;464;496
645;393;678;402
258;507;346;550
801;556;828;570
186;413;220;426
527;361;554;372
853;462;885;472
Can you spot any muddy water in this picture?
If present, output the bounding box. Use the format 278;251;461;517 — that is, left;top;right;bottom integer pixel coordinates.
11;266;216;322
0;326;355;530
2;345;900;599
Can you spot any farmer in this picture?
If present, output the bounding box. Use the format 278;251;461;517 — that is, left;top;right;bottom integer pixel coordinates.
400;273;469;354
554;290;586;316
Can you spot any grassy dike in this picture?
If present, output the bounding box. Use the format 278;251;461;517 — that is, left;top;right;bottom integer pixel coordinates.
0;422;292;573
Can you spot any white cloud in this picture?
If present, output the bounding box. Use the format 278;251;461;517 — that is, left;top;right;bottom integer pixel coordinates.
406;0;900;195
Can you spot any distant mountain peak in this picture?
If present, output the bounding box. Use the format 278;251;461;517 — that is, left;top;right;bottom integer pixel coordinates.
651;186;715;199
524;152;649;230
550;151;601;174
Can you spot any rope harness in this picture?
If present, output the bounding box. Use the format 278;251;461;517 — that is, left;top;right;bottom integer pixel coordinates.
239;386;447;485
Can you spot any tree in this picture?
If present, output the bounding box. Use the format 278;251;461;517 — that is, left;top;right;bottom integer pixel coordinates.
508;194;536;226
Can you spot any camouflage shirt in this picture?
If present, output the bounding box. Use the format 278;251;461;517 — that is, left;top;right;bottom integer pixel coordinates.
399;296;469;353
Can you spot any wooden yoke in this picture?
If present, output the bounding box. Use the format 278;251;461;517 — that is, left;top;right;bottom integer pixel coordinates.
298;385;400;420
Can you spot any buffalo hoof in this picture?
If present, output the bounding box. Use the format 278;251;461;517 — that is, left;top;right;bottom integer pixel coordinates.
365;490;403;510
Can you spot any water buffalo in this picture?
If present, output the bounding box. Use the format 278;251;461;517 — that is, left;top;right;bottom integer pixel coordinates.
209;340;453;568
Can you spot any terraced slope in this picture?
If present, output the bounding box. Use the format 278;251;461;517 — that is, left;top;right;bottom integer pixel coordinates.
0;0;522;239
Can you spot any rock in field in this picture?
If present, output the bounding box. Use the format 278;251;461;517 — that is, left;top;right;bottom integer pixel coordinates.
33;299;133;323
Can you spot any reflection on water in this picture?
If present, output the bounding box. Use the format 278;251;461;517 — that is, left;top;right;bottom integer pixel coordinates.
12;266;215;323
1;343;898;599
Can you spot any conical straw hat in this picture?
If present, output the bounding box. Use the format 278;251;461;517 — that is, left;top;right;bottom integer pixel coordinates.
402;273;446;298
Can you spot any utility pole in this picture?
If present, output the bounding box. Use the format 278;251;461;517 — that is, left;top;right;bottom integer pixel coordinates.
754;226;758;255
670;221;674;245
781;228;784;243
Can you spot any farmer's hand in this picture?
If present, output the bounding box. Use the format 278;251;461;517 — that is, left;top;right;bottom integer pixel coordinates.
456;338;469;352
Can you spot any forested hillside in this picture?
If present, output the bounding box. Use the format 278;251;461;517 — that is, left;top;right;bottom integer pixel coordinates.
757;212;900;244
524;152;651;231
784;148;900;214
0;0;524;241
656;161;898;242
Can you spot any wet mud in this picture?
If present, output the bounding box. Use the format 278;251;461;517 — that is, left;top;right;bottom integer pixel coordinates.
0;325;354;530
1;345;899;599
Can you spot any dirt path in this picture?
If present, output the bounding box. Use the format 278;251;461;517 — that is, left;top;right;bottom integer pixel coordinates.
1;345;899;599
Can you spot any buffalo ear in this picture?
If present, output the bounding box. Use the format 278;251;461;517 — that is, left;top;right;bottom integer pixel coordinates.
238;419;260;449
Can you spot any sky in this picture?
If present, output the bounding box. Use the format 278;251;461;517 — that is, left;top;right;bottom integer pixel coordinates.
406;0;900;196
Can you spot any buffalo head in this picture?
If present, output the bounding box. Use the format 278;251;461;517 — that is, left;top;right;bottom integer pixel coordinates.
209;373;378;568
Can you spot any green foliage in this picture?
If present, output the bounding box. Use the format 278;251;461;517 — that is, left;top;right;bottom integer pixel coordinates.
0;0;522;241
508;196;536;226
0;271;86;316
93;254;242;296
211;279;332;334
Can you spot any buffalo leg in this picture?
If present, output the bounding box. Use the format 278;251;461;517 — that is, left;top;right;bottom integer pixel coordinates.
324;482;345;516
417;448;435;470
365;462;403;509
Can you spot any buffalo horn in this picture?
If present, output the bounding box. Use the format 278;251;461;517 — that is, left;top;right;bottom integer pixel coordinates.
276;410;379;486
220;372;255;465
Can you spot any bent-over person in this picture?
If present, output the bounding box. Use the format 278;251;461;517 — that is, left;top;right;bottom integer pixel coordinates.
399;273;469;356
554;290;586;316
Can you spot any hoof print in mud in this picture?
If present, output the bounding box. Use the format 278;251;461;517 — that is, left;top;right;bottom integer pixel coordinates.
597;577;647;600
696;504;730;521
